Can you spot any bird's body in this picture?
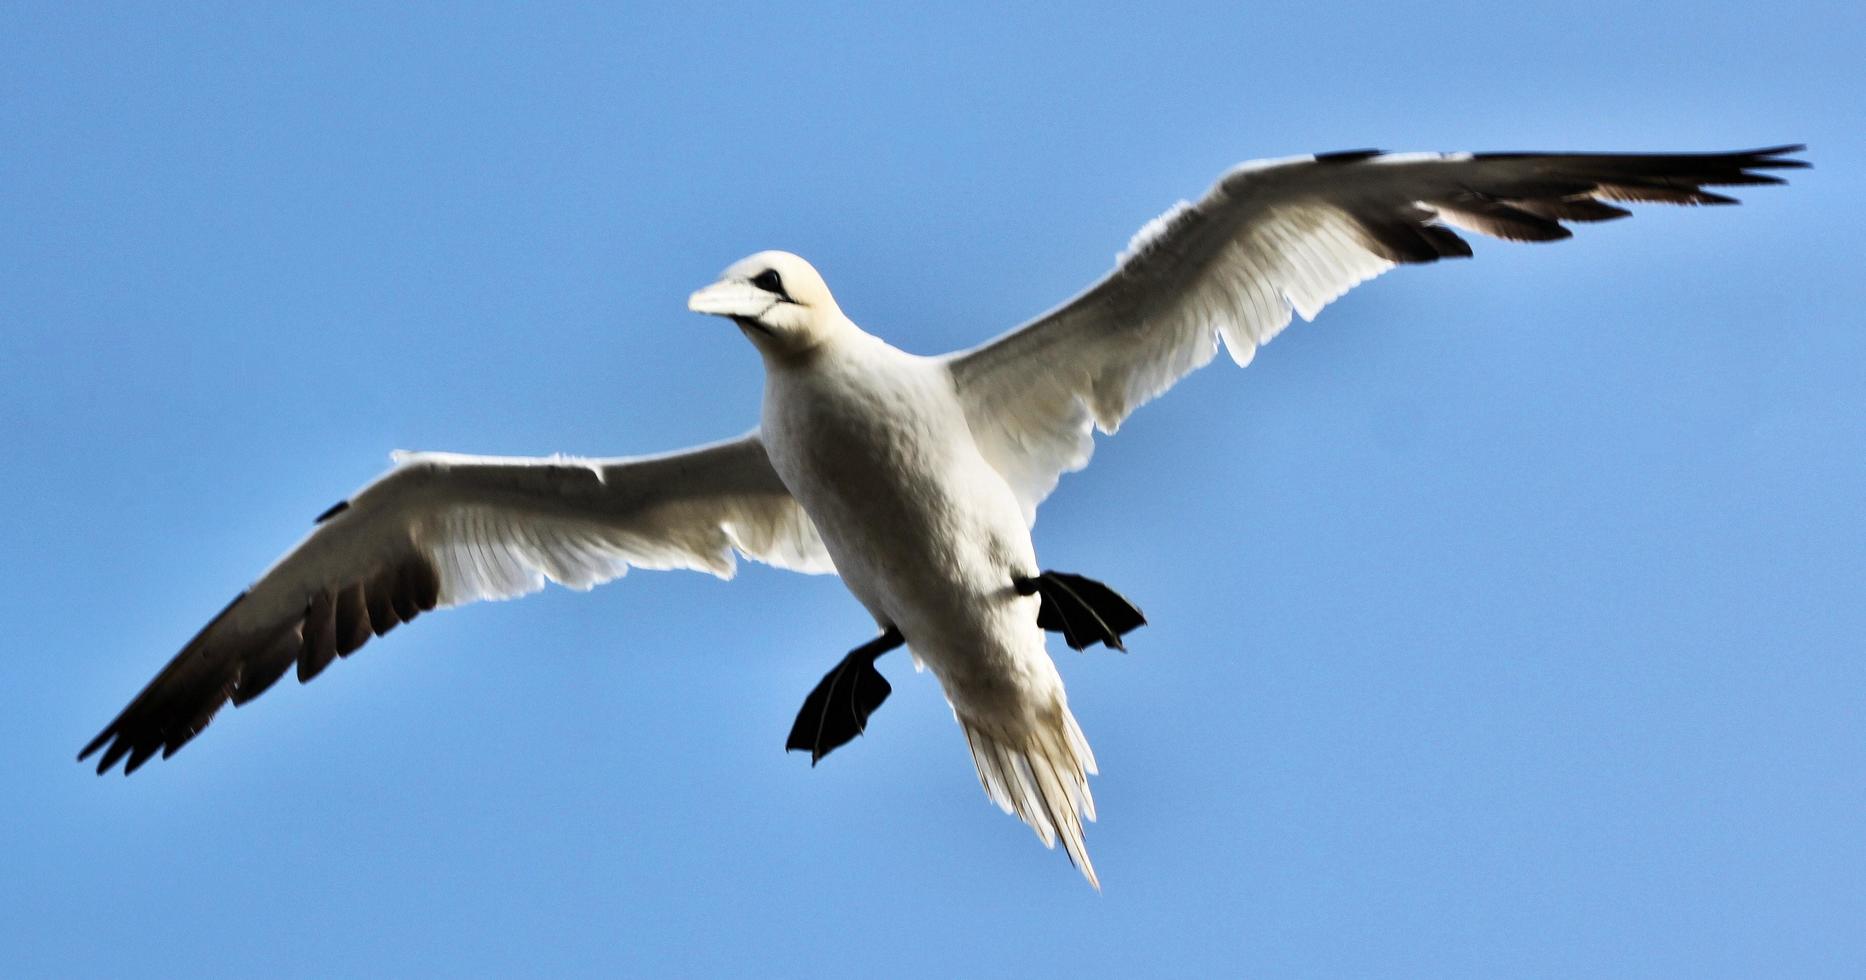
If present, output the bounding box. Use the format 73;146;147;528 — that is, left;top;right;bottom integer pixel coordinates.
80;144;1806;890
735;263;1104;879
762;327;1048;712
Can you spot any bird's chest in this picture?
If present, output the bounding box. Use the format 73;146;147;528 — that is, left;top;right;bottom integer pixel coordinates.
764;362;957;539
761;356;1030;616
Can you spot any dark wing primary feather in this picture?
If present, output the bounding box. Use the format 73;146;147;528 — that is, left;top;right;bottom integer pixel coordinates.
946;146;1807;521
79;433;831;775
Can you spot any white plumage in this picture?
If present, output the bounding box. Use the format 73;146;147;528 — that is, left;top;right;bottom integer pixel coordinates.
81;144;1804;888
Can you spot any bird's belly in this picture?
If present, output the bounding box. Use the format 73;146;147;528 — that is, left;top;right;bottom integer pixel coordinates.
787;429;1021;612
802;464;1047;715
764;371;1039;679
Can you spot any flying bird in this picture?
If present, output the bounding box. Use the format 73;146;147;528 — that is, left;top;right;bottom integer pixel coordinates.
81;145;1806;888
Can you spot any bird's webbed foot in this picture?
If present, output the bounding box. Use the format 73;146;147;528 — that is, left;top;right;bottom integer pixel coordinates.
785;626;904;765
1014;570;1147;652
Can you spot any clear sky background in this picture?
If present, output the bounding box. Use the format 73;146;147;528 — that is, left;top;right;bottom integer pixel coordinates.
3;3;1861;977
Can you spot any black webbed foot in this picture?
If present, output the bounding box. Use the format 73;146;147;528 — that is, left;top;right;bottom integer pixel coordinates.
1015;571;1147;651
786;627;904;765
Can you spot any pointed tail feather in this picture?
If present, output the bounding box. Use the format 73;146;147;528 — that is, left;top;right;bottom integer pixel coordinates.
959;703;1101;889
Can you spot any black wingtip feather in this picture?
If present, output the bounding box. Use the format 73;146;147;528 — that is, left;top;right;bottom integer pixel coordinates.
123;741;159;775
80;558;447;775
1418;225;1474;258
78;728;111;762
1315;148;1385;164
1740;143;1809;165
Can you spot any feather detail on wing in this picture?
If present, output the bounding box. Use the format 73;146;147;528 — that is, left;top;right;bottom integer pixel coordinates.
80;433;830;775
946;145;1806;523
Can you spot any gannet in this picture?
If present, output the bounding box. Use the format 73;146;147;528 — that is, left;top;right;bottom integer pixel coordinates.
80;145;1805;888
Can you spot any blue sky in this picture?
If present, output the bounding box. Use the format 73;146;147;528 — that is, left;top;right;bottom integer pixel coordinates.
3;2;1861;976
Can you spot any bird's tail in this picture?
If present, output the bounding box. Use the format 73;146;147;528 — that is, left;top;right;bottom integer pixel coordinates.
958;701;1101;889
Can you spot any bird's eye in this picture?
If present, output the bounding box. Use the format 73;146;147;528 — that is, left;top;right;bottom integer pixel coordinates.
751;269;786;296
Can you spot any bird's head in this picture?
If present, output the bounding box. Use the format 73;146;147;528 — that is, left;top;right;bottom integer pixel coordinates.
687;251;848;357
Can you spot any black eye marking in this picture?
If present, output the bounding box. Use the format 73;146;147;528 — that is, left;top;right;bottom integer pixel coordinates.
750;269;792;301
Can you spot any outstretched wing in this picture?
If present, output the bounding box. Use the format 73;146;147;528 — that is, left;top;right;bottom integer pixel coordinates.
947;146;1807;522
80;433;831;774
